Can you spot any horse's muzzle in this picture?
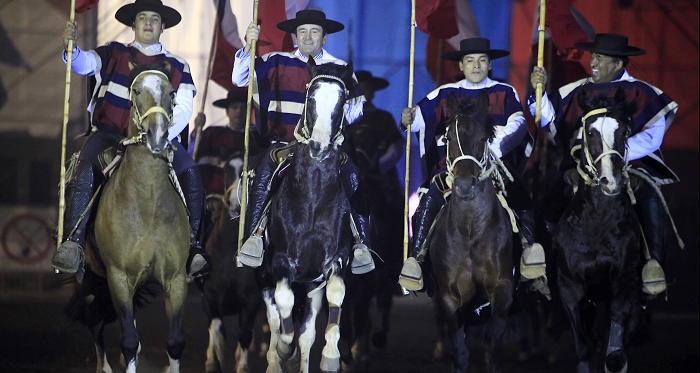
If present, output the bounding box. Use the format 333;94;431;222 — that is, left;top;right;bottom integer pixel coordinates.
309;140;330;161
453;176;477;200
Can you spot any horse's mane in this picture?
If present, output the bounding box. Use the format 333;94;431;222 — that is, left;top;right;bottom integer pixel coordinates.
308;60;355;94
577;86;637;124
127;58;172;87
450;93;497;140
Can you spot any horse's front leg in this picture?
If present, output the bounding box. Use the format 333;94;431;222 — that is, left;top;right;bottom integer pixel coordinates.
320;272;345;373
274;278;298;360
89;318;113;373
107;270;140;373
605;278;636;373
485;277;514;373
262;287;283;373
298;282;324;373
558;272;592;373
163;275;188;373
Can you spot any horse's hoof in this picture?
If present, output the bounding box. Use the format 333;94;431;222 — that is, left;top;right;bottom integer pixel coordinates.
320;355;341;373
605;350;628;373
276;341;297;361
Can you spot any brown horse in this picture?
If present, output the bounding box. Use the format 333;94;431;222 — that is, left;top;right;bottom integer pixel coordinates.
91;60;190;373
428;92;514;373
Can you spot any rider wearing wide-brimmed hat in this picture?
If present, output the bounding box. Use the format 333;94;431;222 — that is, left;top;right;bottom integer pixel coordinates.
530;33;679;295
398;37;547;295
232;10;376;274
52;0;212;279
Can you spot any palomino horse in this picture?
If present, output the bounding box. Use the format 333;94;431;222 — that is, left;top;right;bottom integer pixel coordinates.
428;93;514;373
554;88;641;373
195;154;267;373
261;58;354;373
91;60;190;373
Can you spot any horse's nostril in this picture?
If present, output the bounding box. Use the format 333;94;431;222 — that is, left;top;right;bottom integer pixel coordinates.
600;177;609;185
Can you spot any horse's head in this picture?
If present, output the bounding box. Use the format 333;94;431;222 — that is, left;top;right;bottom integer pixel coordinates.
223;153;244;218
445;92;496;200
127;59;175;155
576;87;635;196
297;58;354;161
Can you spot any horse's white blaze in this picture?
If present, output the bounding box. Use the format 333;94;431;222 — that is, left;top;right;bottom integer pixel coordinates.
141;74;168;140
309;83;342;150
590;116;620;190
299;289;323;373
206;318;225;372
228;157;244;215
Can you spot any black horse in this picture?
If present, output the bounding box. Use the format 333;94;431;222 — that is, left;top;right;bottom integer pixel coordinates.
261;58;355;373
554;88;642;373
428;92;515;373
195;154;267;373
338;110;405;369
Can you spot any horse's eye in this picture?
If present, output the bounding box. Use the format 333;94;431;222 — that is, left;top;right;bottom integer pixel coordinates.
132;88;141;95
169;91;176;99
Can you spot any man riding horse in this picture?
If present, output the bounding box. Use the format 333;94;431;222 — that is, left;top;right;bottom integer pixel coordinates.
398;38;548;293
232;10;376;274
529;33;679;295
52;0;212;278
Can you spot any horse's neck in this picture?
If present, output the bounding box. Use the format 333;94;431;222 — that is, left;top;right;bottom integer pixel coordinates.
114;145;172;189
577;185;630;219
287;146;342;196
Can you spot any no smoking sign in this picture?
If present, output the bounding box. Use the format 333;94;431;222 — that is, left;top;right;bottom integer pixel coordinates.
1;213;54;265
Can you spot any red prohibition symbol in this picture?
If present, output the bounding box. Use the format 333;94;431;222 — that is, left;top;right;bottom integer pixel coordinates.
1;213;54;265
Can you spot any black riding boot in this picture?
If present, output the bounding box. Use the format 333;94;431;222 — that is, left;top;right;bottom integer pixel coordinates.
178;166;212;277
52;160;101;275
398;189;443;291
516;209;546;280
635;182;666;295
237;168;272;267
349;189;376;275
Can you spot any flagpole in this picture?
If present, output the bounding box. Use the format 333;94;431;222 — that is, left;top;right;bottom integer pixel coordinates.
57;0;78;255
236;0;259;266
193;0;222;160
403;0;416;274
535;0;546;125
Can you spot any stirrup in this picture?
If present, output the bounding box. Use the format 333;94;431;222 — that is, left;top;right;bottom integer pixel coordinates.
520;242;546;280
642;259;666;295
187;246;212;277
398;257;424;291
237;235;264;268
351;244;375;275
527;275;552;301
51;241;85;274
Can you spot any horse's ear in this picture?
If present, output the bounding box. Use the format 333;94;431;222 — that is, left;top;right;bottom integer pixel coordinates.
161;60;171;73
128;57;139;71
446;92;460;118
344;62;354;80
476;91;490;112
307;57;317;77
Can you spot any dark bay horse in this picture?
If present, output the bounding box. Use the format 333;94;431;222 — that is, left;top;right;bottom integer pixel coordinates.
262;58;354;373
428;93;514;373
554;88;642;373
74;60;190;373
195;154;267;373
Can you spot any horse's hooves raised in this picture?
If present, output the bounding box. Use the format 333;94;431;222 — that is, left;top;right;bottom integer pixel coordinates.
320;355;341;373
605;350;628;373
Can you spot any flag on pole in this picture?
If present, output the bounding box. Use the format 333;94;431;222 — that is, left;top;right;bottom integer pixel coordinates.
540;0;593;61
423;0;480;85
257;0;309;55
76;0;98;13
210;0;245;91
415;0;458;39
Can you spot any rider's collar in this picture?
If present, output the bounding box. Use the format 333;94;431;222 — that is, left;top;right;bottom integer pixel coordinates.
130;41;166;54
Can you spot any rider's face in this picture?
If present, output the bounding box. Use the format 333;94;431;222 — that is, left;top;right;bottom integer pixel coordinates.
295;24;326;57
132;11;164;47
459;53;491;84
590;53;623;83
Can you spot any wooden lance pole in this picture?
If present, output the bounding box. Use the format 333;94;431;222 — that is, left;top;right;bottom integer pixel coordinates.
192;0;223;160
403;0;416;270
236;0;260;266
535;0;546;125
57;0;78;252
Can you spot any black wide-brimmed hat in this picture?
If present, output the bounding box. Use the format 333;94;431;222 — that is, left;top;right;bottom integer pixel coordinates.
115;0;182;29
441;38;510;61
213;90;248;108
355;71;389;91
277;9;344;34
574;33;646;57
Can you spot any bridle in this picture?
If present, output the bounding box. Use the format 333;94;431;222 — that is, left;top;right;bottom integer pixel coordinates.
122;69;175;147
293;74;348;148
572;107;630;194
445;115;497;182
